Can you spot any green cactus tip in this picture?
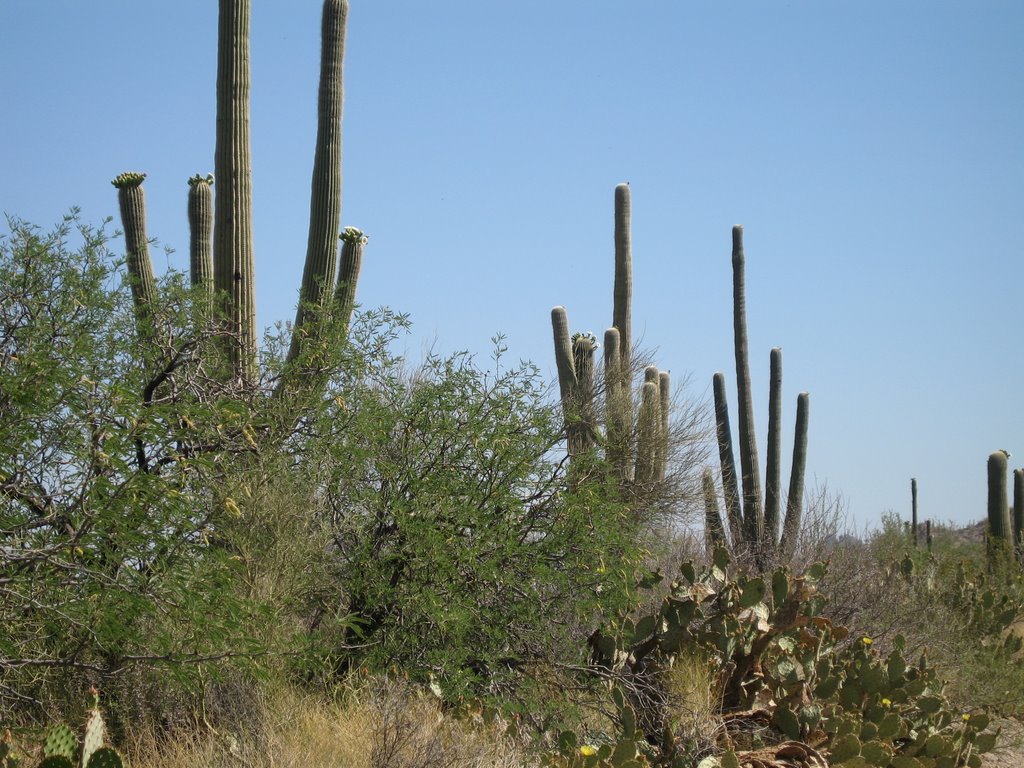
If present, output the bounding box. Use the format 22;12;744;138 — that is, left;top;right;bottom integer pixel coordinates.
187;172;215;187
110;171;146;189
340;226;368;245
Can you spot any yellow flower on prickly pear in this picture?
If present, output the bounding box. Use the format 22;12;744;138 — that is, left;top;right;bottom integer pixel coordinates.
579;745;597;756
882;698;892;708
963;713;971;721
861;636;873;645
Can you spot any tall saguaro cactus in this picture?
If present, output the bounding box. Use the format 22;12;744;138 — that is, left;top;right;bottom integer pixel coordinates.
910;477;919;546
113;0;359;397
731;225;764;548
708;228;810;569
551;184;670;496
213;0;257;382
289;0;349;364
987;450;1011;564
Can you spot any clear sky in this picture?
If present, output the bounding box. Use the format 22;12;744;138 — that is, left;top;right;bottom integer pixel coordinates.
3;2;1022;531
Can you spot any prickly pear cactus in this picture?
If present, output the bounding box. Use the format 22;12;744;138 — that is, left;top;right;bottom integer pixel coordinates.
582;551;997;767
81;696;104;768
37;758;75;768
42;726;76;762
83;749;122;768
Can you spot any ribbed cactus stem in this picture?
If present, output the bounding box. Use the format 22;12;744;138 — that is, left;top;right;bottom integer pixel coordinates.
713;372;743;546
334;226;366;335
703;468;726;551
612;183;632;372
552;306;577;408
187;174;215;305
911;477;919;546
213;0;257;382
289;0;349;364
779;391;809;560
764;347;783;553
1014;469;1024;563
634;380;660;484
603;327;629;481
987;451;1010;562
657;370;670;483
731;225;764;548
112;172;157;328
571;334;597;456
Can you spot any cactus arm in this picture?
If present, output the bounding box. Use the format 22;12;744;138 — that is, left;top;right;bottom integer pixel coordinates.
112;172;156;330
703;467;727;551
551;306;577;408
713;372;744;548
603;327;629;481
731;225;764;548
213;0;257;381
764;347;783;553
187;173;215;306
634;379;660;484
571;333;597;455
779;392;809;560
657;370;670;483
334;226;366;336
289;0;349;364
612;183;632;371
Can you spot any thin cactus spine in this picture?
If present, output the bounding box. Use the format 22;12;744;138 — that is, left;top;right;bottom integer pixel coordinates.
289;0;350;365
213;0;257;382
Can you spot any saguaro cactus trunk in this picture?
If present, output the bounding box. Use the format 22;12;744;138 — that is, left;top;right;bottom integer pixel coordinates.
988;451;1011;564
214;0;257;382
764;347;783;554
911;477;919;546
289;0;349;364
731;226;764;549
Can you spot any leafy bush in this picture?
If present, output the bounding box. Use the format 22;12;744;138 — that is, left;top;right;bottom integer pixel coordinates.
305;336;647;704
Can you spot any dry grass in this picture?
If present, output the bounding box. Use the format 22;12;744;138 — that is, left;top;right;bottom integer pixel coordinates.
123;677;536;768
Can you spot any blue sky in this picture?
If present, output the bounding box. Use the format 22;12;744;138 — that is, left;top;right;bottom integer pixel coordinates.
3;2;1022;531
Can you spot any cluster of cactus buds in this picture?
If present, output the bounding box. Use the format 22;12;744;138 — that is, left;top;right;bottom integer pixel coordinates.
109;172;146;189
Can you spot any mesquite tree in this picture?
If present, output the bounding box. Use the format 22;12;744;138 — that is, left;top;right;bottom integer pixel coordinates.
113;0;358;392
